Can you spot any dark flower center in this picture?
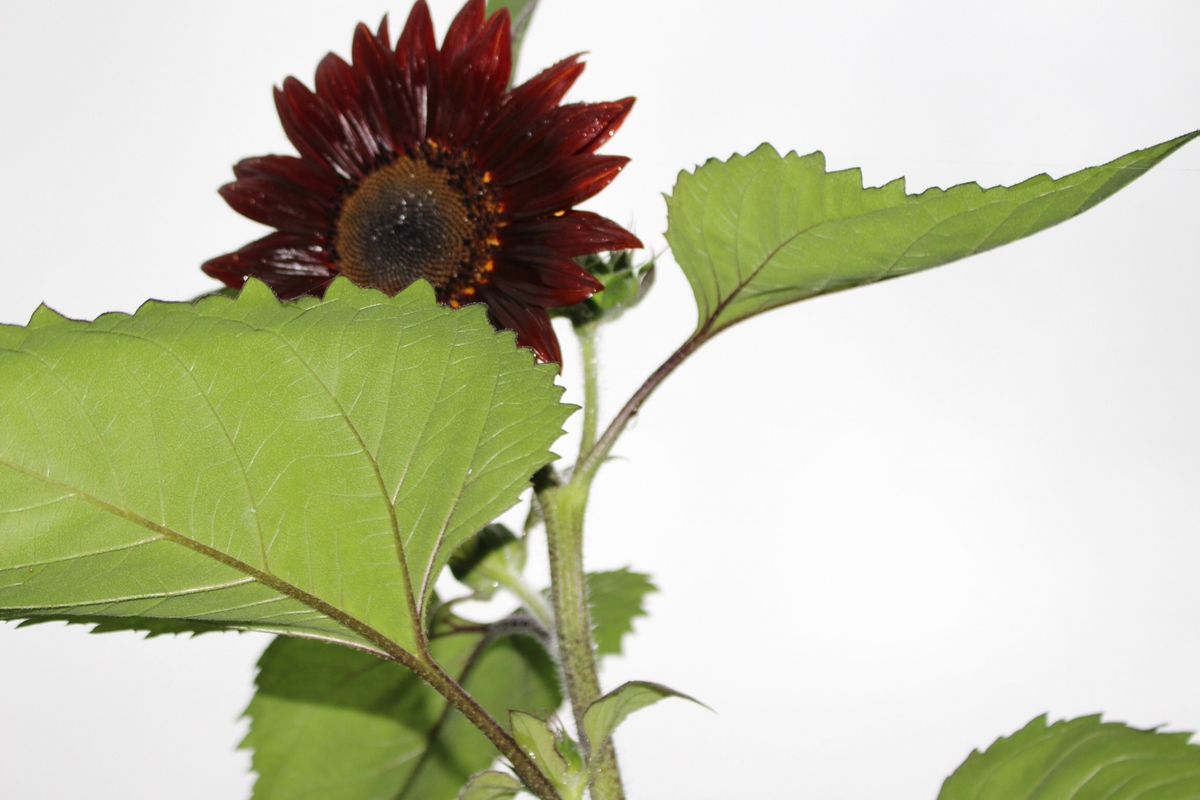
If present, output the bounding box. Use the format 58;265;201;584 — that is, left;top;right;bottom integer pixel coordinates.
334;151;499;299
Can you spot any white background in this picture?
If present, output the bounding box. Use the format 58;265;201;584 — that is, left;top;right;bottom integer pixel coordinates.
2;1;1198;797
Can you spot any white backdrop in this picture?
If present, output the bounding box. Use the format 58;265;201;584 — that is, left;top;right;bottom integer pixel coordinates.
2;1;1198;798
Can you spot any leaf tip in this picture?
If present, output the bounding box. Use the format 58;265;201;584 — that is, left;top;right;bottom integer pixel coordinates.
238;278;282;309
27;303;72;329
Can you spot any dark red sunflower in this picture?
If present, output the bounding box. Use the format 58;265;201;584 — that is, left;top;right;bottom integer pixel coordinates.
203;0;641;363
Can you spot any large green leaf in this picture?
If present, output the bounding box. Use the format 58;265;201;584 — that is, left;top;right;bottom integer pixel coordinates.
666;132;1198;339
940;715;1200;799
0;279;570;657
246;632;561;800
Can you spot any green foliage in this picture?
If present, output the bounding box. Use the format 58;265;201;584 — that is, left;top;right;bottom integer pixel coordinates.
940;715;1200;799
666;133;1198;339
0;279;570;657
554;252;656;328
510;712;587;799
588;568;656;657
246;633;561;800
582;681;703;762
457;771;524;800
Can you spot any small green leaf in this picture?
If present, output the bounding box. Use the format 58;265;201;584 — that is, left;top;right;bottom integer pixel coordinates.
0;279;570;660
588;569;656;657
487;0;540;76
582;681;704;759
510;712;570;786
246;633;561;800
457;771;523;800
666;132;1198;339
509;712;587;799
940;714;1200;799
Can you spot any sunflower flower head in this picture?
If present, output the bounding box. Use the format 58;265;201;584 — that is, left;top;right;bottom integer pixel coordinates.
203;0;642;362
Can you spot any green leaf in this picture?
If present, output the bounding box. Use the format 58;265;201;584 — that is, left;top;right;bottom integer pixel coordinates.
246;632;561;800
487;0;540;75
588;568;656;657
509;712;586;800
582;681;704;759
510;712;570;786
666;132;1198;339
458;771;523;800
940;714;1200;799
0;279;571;658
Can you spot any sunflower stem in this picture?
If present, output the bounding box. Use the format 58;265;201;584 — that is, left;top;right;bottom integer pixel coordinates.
540;477;626;800
577;322;601;459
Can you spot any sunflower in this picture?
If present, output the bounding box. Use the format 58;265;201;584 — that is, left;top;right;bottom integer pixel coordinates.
202;0;641;363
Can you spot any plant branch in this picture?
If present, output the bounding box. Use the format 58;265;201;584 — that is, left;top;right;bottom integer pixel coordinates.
574;331;705;487
494;570;555;633
411;654;561;800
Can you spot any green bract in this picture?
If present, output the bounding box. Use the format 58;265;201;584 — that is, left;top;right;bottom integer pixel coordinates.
941;715;1200;799
666;132;1199;339
0;279;570;659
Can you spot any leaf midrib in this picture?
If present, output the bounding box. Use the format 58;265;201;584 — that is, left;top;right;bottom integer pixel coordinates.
0;456;409;664
689;152;1151;339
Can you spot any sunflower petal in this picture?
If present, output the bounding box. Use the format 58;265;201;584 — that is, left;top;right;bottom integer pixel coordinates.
202;232;338;299
480;287;563;364
503;211;642;257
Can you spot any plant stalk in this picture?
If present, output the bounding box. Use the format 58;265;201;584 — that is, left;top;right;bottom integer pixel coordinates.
542;481;624;800
578;322;601;458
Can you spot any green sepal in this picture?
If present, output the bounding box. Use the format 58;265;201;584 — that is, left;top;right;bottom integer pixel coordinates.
553;251;656;328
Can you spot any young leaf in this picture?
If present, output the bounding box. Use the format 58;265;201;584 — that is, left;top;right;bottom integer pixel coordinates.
510;712;570;785
588;568;656;657
510;712;587;800
0;280;570;659
246;633;561;800
458;771;523;800
666;132;1198;340
940;715;1200;799
582;681;705;758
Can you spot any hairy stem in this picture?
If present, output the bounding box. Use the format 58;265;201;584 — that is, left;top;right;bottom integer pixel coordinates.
542;481;624;800
574;332;704;485
411;654;560;800
578;323;601;459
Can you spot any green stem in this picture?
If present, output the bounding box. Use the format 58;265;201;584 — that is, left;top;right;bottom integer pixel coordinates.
575;332;704;486
578;323;601;459
489;567;555;632
542;481;625;800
